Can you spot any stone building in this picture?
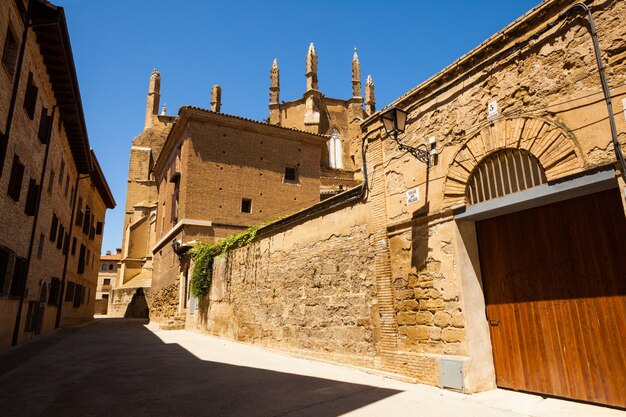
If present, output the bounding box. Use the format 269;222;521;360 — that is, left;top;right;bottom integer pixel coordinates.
183;0;625;409
95;248;121;314
0;0;115;348
111;45;376;319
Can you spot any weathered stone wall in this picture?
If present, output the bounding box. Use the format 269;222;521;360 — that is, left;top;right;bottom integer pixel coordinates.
189;203;381;367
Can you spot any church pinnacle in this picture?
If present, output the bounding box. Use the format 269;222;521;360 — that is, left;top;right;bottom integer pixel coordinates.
270;58;280;105
306;42;318;91
144;69;161;129
365;75;376;114
352;48;361;97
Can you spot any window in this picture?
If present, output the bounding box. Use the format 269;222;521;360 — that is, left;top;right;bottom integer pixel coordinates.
62;232;69;255
49;278;61;306
71;237;77;256
108;264;113;271
2;26;18;79
23;72;38;120
83;206;90;234
64;175;69;197
73;284;83;308
77;244;85;274
65;281;75;302
101;264;106;271
103;279;110;286
37;107;51;143
36;233;44;259
241;198;252;213
24;178;38;215
7;154;24;202
56;224;64;249
47;169;54;194
9;257;27;297
69;186;74;204
328;128;343;169
96;221;103;235
49;213;58;241
284;166;298;182
0;247;14;295
24;301;38;332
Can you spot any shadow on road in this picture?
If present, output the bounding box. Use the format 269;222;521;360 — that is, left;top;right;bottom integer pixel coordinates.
0;319;400;417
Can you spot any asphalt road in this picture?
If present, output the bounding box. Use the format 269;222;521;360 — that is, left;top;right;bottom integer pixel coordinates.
0;318;620;417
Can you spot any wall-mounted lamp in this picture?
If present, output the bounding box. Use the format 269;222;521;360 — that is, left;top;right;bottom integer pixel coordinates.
380;106;432;166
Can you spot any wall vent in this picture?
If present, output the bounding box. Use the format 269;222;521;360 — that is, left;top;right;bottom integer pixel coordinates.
439;358;464;391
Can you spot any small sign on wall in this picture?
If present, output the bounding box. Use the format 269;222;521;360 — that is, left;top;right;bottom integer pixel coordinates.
488;100;498;121
406;187;420;205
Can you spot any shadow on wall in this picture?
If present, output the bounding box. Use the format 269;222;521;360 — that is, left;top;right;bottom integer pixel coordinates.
124;288;150;319
0;319;401;417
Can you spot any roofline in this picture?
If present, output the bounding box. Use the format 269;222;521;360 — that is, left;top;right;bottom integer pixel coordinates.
90;149;116;209
154;106;328;176
32;0;93;173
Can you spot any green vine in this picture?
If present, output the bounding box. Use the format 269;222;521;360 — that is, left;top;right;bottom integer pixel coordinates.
190;225;261;299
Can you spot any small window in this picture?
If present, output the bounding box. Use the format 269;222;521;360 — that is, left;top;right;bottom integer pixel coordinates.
284;166;298;182
24;301;38;332
56;224;64;249
78;244;86;274
103;279;111;286
9;257;27;297
37;107;50;143
49;213;58;241
49;278;61;306
241;198;252;213
108;264;113;271
0;247;14;295
2;26;18;79
101;264;106;271
7;154;24;202
83;206;91;234
24;178;38;215
62;232;69;255
36;233;44;259
71;237;77;256
23;72;38;120
64;175;69;197
65;281;75;302
96;221;103;235
73;284;83;307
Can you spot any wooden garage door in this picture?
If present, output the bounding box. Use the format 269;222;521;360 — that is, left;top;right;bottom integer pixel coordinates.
477;188;626;408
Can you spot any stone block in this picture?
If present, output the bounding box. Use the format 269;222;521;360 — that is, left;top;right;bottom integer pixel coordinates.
442;328;465;343
433;311;451;327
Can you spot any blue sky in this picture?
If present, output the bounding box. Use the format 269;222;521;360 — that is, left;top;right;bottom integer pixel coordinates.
56;0;540;254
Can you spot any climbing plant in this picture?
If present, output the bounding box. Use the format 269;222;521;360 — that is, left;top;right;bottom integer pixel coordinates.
190;225;261;299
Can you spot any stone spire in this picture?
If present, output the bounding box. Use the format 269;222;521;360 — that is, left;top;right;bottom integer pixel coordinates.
352;48;361;97
144;69;161;129
365;75;376;114
211;84;222;112
269;58;280;105
306;42;318;91
160;103;166;116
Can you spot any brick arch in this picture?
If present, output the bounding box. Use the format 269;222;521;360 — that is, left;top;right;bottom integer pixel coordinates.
443;117;583;202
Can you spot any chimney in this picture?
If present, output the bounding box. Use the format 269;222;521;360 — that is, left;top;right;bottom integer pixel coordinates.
211;84;221;112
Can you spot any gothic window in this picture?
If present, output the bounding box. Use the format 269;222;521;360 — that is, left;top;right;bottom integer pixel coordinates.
466;149;547;205
328;128;343;169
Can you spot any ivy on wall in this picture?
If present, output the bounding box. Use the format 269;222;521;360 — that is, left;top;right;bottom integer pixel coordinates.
190;225;260;298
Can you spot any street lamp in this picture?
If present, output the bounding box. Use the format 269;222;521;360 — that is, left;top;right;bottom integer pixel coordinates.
380;106;432;166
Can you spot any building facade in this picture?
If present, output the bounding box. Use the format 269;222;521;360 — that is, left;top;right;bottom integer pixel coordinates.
95;248;121;314
0;0;115;348
182;0;626;408
111;45;375;319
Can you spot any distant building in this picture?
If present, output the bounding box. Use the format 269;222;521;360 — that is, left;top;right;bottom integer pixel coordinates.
0;0;115;348
110;45;375;319
95;248;121;314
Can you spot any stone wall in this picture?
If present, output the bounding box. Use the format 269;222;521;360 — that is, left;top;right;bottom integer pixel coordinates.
189;203;381;367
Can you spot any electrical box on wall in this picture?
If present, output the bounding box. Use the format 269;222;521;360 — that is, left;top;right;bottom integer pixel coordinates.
440;358;464;391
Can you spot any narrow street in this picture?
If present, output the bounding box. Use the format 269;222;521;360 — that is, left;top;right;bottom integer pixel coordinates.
0;318;621;417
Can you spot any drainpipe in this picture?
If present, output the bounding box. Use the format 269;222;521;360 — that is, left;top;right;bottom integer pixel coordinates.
11;104;56;346
1;0;34;176
55;173;89;329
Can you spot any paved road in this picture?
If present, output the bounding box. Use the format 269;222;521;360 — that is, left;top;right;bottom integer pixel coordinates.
0;319;622;417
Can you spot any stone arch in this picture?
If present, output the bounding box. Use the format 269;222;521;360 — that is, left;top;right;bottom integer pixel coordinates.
327;126;344;169
443;117;583;203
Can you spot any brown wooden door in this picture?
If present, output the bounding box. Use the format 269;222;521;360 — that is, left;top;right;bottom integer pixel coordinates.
477;188;626;408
